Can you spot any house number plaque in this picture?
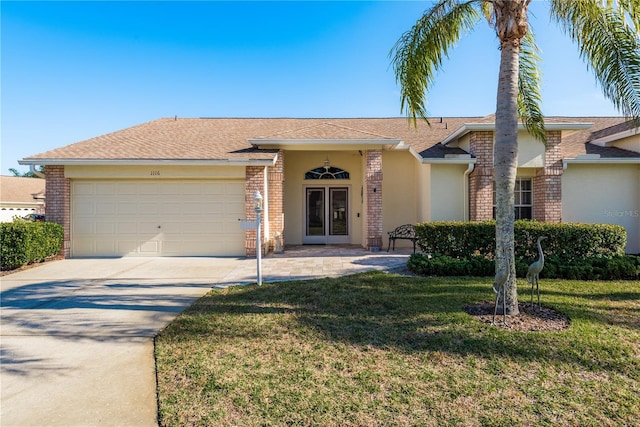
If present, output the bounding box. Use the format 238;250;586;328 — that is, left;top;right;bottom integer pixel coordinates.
150;170;161;176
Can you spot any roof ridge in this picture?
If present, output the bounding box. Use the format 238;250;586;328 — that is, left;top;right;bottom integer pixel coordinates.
262;121;396;140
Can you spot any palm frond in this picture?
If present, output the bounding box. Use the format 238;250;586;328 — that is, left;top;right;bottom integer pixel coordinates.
551;0;640;121
481;0;493;25
390;0;482;126
518;30;546;143
607;0;640;32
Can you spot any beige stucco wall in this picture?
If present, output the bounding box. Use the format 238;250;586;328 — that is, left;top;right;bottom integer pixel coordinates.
517;131;545;168
611;133;640;153
562;163;640;254
458;134;471;154
430;164;468;221
415;163;431;223
382;151;417;248
283;151;363;245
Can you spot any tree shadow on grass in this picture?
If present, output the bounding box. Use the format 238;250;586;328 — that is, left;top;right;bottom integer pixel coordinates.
171;271;640;376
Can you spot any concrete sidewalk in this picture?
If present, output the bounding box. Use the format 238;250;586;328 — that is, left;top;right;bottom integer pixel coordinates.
0;247;411;426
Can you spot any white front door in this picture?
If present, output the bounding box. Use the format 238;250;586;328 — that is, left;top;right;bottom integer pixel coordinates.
304;187;349;244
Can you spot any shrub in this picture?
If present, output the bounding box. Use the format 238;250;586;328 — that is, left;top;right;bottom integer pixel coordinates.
408;254;494;277
415;220;627;263
409;253;639;280
0;220;63;270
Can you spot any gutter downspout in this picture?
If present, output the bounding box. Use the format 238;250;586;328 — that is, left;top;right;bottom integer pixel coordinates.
30;164;45;178
463;163;475;221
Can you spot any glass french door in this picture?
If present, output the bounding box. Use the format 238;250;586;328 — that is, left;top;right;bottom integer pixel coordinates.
304;187;349;244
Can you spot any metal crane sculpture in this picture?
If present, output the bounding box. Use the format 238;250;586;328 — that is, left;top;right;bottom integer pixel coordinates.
492;246;510;326
526;236;547;309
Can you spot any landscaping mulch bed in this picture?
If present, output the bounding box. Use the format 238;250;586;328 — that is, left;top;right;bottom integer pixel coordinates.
0;255;63;277
464;301;571;331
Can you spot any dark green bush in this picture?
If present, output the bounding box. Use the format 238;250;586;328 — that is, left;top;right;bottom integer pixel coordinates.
408;254;494;277
0;221;63;270
415;220;627;263
409;253;639;280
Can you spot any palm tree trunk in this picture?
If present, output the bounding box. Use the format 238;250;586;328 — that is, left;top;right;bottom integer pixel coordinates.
495;41;519;315
494;0;530;316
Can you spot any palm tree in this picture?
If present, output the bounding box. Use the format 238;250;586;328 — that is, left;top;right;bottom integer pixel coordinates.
391;0;640;315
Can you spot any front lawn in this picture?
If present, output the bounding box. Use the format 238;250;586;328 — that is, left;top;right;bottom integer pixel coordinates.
155;272;640;426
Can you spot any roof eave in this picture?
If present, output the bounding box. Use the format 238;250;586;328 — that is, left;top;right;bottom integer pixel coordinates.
591;128;640;146
563;156;640;169
18;158;277;167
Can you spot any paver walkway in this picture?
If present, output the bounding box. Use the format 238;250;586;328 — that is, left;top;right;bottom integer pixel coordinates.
220;245;412;285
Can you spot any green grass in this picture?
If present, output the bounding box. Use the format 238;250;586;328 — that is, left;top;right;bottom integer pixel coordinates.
155;273;640;426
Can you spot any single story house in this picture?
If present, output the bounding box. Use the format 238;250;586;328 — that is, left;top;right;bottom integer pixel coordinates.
0;175;46;222
19;115;640;257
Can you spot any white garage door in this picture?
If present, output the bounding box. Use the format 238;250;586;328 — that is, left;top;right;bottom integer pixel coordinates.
72;180;246;257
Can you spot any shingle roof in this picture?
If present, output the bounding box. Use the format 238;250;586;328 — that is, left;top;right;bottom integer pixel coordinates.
554;117;640;158
21;116;639;163
0;176;45;203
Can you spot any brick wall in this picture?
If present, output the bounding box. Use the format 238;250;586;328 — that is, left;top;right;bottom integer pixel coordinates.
533;130;562;222
245;166;265;257
45;165;71;257
365;150;383;250
469;131;494;221
267;151;285;252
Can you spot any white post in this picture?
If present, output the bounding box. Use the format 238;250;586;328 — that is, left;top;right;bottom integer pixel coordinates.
254;191;263;286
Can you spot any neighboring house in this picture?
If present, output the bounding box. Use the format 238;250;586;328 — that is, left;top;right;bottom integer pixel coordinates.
19;116;640;257
0;175;46;223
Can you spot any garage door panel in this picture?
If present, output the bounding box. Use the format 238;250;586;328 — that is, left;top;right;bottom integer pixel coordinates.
95;202;116;215
95;183;117;194
115;183;137;194
74;202;95;216
117;240;140;254
95;222;115;234
95;240;116;255
72;180;245;257
117;203;137;215
224;202;245;214
74;182;97;196
117;222;138;234
137;222;162;233
200;202;223;214
163;239;243;256
139;241;160;253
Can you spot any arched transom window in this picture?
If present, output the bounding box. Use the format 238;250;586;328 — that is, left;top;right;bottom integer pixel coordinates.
305;164;350;180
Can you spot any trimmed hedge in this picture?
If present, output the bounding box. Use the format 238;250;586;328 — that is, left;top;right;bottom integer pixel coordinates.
415;220;627;263
408;253;640;280
1;221;63;271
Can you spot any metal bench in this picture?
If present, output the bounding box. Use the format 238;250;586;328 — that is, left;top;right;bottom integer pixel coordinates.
387;224;417;253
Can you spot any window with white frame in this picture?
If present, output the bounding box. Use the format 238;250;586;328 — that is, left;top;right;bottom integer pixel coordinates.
493;178;533;220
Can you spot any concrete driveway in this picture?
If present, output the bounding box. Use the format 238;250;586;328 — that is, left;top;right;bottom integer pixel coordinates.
0;257;246;427
0;248;411;426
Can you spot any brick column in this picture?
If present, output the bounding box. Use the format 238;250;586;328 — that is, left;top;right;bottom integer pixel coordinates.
267;151;285;253
245;166;266;257
469;131;494;221
533;131;562;222
365;150;383;250
45;165;71;257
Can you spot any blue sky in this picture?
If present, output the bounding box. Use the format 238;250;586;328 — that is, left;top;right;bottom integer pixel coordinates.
1;1;622;174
